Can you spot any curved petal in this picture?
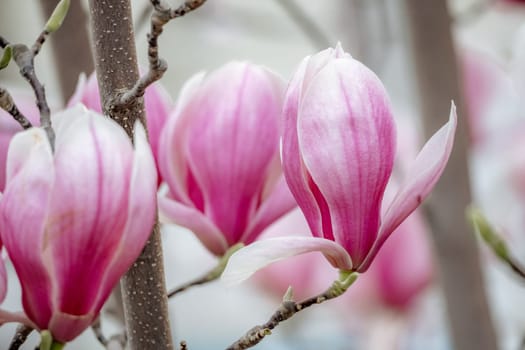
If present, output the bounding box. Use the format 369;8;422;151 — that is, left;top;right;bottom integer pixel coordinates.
0;310;34;327
184;62;283;244
221;236;352;285
66;73;102;112
282;56;325;238
44;110;134;317
143;81;172;184
158;195;228;256
360;104;457;271
298;59;395;266
241;175;297;244
0;128;54;329
48;311;94;342
158;72;205;205
92;121;157;314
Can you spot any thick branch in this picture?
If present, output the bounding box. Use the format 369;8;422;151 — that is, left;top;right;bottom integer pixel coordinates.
403;1;498;349
88;1;173;349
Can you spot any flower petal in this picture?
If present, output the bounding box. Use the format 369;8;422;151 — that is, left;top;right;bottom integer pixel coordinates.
298;59;395;265
241;175;297;244
92;121;157;314
158;72;205;205
158;195;229;256
221;236;352;285
282;56;325;238
0;128;54;328
48;311;94;342
360;104;457;271
44;109;134;316
183;62;283;244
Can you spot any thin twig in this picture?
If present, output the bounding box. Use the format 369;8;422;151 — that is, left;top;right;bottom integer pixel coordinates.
11;44;55;147
119;0;207;105
226;272;358;350
508;257;525;280
31;29;51;56
168;244;243;298
0;36;9;49
0;87;34;129
8;324;34;350
92;317;127;350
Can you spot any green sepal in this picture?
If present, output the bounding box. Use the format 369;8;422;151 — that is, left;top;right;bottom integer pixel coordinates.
468;206;509;261
0;45;12;70
45;0;71;33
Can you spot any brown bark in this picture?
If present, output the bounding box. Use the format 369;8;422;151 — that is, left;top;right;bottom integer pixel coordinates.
403;1;498;349
39;0;94;102
87;1;173;349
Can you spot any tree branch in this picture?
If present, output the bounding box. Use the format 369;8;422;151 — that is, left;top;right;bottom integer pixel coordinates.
168;244;242;298
11;44;54;147
87;1;173;349
226;271;358;350
8;324;34;350
119;0;207;106
0;87;33;129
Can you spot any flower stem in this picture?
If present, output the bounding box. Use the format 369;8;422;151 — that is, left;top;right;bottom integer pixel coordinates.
226;271;358;350
168;243;243;298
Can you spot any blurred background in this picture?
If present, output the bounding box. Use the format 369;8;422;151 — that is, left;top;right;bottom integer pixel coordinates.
2;0;525;349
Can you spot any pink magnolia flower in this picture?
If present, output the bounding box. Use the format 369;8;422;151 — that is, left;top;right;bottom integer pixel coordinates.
0;105;157;342
158;62;297;256
0;89;40;191
68;72;173;184
223;45;456;283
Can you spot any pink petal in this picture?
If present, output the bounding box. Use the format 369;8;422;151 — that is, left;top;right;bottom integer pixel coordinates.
371;212;433;308
282;57;325;238
92;121;157;314
44;109;134;317
360;104;457;271
158;72;205;205
67;73;102;112
183;62;283;244
298;59;395;266
0;310;34;327
221;236;353;285
0;128;54;328
48;311;94;342
241;175;297;244
158;195;229;256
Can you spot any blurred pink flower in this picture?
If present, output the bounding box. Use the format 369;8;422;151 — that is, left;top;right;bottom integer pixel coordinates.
223;45;455;283
158;62;297;256
68;72;173;185
460;48;511;147
0;105;157;342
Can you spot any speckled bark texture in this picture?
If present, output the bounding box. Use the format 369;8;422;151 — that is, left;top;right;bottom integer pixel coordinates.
87;1;174;349
402;1;498;349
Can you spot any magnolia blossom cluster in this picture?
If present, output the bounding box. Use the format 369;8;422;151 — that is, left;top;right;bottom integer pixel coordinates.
0;44;455;343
